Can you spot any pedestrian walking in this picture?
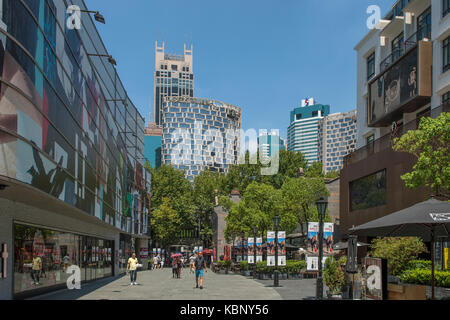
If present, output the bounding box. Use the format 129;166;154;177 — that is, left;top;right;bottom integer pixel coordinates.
127;252;139;285
189;253;196;274
152;255;158;270
31;253;42;285
177;257;182;278
172;257;178;278
194;251;207;289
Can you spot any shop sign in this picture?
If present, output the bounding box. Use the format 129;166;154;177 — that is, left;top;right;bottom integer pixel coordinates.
363;257;387;300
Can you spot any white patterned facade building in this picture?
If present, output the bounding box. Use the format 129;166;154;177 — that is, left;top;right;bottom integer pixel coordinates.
161;96;241;180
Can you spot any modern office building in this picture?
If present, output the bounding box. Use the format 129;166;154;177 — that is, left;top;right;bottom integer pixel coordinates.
144;122;162;169
318;110;357;173
161;96;241;181
287;98;330;164
257;130;285;162
340;0;450;236
0;1;150;299
153;41;194;126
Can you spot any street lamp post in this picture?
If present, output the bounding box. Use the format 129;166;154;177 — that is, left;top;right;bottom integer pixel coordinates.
241;231;245;263
253;226;257;278
315;197;328;300
273;214;281;287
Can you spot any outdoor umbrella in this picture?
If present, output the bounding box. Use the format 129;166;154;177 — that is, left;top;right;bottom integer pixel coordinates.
332;241;369;251
349;197;450;299
171;253;182;258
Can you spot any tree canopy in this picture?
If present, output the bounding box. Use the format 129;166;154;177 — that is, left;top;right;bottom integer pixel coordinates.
393;112;450;199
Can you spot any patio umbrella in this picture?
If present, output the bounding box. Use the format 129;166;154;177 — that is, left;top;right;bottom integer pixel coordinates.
349;197;450;299
170;253;182;258
332;241;369;251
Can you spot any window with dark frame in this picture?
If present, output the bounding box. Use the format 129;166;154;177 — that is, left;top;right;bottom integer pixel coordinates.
444;0;450;17
392;32;404;61
367;52;375;80
443;91;450;104
444;36;450;73
366;134;374;145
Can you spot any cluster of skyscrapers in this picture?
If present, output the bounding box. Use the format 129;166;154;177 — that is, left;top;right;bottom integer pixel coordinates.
145;42;241;180
287;98;357;173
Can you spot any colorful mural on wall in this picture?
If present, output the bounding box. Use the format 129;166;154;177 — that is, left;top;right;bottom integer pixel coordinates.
0;0;149;234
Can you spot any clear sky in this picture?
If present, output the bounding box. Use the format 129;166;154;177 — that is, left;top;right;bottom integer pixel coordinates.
87;0;393;139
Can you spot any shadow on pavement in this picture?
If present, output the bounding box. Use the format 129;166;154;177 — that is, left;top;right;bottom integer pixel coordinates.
29;274;126;300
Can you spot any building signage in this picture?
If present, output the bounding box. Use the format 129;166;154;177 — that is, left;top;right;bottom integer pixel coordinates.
139;248;148;259
1;243;8;279
429;213;450;222
363;257;388;300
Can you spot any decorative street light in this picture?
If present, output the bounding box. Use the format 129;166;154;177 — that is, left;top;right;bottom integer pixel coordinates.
241;231;245;263
79;9;106;24
273;213;281;287
315;197;328;300
87;53;117;65
253;226;257;279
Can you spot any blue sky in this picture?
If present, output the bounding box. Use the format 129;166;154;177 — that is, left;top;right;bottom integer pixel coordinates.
87;0;393;139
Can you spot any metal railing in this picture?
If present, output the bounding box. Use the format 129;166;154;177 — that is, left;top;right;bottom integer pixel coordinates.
343;103;449;167
380;24;431;72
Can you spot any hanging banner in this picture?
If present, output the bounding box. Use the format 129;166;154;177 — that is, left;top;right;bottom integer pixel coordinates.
248;238;255;264
152;248;156;254
256;237;263;262
157;248;161;253
307;222;319;252
267;231;275;266
323;223;334;253
278;231;286;266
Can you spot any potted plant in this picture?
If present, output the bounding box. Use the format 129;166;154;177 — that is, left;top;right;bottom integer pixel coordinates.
240;261;250;276
324;256;345;299
223;259;232;274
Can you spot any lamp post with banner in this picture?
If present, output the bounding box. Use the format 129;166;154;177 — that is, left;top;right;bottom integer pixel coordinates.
253;226;257;278
273;214;281;287
241;231;245;262
315;197;328;300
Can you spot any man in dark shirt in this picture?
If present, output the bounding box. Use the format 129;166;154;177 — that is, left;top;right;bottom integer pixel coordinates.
194;251;207;289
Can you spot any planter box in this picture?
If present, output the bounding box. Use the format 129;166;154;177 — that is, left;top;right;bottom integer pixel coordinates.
388;283;426;300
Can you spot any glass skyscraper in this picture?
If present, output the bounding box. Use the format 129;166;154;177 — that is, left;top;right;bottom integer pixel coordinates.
153;41;194;126
318;110;357;173
162;96;241;181
287;99;330;164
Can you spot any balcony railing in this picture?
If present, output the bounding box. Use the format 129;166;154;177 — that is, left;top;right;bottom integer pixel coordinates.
344;103;449;167
380;24;431;72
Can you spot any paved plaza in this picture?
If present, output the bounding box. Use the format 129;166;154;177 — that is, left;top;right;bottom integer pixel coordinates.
29;268;320;300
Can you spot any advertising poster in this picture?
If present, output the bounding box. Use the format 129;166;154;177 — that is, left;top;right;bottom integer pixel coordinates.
256;237;263;262
157;248;161;253
278;231;286;266
139;248;148;259
307;256;318;271
194;246;198;253
267;231;275;266
323;223;334;253
307;222;319;252
267;255;275;266
248;238;255;264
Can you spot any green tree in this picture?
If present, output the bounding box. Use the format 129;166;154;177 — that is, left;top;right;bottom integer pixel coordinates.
393;112;450;199
150;197;182;247
369;237;428;276
224;182;297;241
280;177;330;242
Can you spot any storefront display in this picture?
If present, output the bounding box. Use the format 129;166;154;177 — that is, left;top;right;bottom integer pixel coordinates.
14;224;113;296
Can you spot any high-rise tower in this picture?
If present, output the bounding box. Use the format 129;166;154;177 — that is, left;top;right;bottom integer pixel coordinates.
153;41;194;126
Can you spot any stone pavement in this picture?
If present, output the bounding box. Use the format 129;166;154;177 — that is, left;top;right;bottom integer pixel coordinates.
30;268;284;300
